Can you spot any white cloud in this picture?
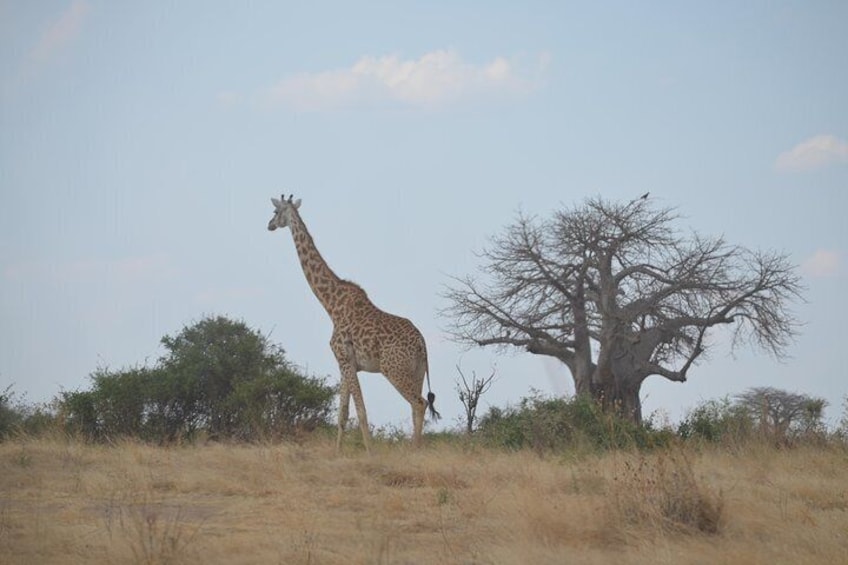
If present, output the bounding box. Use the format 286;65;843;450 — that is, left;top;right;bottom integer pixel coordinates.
262;50;549;111
801;249;841;278
28;0;90;64
776;134;848;172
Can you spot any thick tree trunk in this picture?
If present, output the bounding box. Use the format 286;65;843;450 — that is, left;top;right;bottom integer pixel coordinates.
593;377;643;425
572;361;594;397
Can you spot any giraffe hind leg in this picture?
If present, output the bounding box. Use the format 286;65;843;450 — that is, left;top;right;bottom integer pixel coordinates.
411;397;426;446
386;368;427;447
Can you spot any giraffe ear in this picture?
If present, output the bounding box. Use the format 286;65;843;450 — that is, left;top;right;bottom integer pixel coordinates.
271;197;282;208
293;198;302;209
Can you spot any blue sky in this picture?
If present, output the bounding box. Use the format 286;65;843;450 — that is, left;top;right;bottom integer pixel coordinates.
2;1;847;430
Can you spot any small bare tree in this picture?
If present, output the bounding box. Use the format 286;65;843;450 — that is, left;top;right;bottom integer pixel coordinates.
455;365;496;434
442;197;803;424
735;386;826;440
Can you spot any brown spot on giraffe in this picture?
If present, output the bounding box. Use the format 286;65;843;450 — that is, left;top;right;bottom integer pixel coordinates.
267;195;439;451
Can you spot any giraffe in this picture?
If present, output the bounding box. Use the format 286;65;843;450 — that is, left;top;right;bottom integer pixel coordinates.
267;195;439;451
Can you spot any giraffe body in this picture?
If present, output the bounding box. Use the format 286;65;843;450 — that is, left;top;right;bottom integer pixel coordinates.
267;196;437;450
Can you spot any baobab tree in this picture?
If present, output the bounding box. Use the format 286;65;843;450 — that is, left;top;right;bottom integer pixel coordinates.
442;197;803;423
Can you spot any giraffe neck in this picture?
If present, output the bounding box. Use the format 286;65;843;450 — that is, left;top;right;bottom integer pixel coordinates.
288;208;345;317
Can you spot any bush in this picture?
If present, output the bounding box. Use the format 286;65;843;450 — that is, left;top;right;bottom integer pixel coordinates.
225;372;335;441
837;395;848;444
477;393;671;453
677;397;754;444
1;386;58;440
58;316;336;443
60;389;101;440
0;385;24;439
678;390;831;447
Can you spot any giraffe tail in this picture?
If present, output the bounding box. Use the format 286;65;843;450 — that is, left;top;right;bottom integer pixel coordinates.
424;357;440;421
427;391;440;421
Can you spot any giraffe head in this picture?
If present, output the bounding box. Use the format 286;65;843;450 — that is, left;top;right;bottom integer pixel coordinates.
267;194;302;231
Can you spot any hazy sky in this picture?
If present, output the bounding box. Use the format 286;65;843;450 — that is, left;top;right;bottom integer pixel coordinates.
2;1;846;430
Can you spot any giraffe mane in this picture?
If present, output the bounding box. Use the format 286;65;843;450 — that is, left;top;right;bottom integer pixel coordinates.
340;279;368;296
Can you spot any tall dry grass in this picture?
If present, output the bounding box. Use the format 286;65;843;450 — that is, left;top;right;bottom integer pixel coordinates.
1;435;847;564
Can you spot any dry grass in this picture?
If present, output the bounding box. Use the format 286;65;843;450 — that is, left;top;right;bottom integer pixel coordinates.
2;436;847;564
607;448;724;537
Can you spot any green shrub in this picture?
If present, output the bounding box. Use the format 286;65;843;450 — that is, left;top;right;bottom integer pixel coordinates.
60;389;102;440
677;397;754;444
837;395;848;444
1;386;59;440
225;371;336;441
0;385;23;439
477;392;671;453
58;315;336;443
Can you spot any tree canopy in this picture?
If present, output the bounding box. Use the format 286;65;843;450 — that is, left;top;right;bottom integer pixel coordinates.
442;197;803;422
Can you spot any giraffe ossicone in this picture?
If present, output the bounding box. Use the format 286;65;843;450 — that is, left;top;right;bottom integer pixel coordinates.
268;195;438;451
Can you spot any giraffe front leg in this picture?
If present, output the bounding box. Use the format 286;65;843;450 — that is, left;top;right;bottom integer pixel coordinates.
336;376;351;452
345;370;372;453
331;330;372;453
